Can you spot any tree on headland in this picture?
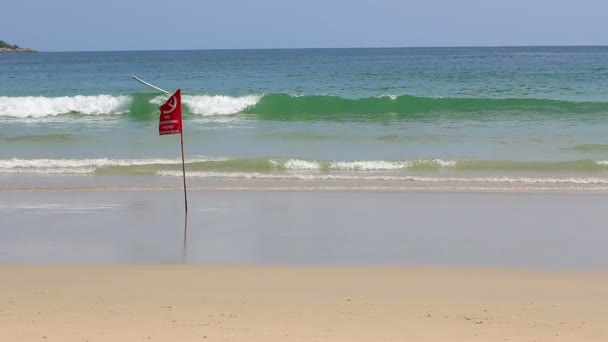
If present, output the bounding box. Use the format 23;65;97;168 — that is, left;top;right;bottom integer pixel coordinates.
0;40;36;52
0;40;17;49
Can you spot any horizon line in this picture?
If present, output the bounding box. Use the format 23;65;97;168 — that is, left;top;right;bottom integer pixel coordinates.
35;44;608;53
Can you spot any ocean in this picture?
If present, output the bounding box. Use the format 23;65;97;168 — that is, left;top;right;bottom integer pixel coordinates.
2;47;608;191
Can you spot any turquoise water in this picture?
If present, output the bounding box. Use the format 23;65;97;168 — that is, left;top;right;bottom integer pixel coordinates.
2;47;608;188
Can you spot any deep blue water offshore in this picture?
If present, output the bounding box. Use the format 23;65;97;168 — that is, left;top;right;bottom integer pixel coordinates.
2;47;608;189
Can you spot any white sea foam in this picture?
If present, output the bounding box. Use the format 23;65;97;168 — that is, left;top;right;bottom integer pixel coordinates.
158;171;323;180
151;94;260;116
273;159;457;171
0;167;97;175
0;157;225;174
5;158;608;183
377;94;399;100
330;160;412;170
184;95;260;115
283;159;321;170
156;170;608;185
329;159;456;170
0;95;131;118
428;159;458;167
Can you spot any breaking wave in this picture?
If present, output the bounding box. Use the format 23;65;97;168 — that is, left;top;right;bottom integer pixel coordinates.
3;157;608;175
0;95;131;118
2;93;608;120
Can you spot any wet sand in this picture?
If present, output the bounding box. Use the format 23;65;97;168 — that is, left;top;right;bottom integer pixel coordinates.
1;190;608;267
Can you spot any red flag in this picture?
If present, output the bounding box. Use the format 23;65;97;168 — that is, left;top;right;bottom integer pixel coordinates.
159;89;183;135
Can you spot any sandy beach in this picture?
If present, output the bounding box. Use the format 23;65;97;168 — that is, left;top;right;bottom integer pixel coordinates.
1;266;607;341
2;188;608;340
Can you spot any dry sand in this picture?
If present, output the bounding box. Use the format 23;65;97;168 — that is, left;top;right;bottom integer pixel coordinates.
1;266;607;341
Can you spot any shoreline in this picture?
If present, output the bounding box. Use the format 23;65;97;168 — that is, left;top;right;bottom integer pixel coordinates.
1;265;607;341
4;175;608;194
2;190;608;267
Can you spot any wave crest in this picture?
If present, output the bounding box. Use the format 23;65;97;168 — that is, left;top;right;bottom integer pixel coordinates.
150;94;260;116
4;157;608;175
3;93;608;120
0;95;131;118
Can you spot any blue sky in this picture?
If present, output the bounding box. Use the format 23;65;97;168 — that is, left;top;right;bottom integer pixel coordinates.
2;0;606;51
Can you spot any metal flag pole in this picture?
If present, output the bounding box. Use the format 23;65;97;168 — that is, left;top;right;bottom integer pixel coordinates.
132;75;188;213
180;130;188;213
133;75;189;258
132;74;170;94
182;210;189;263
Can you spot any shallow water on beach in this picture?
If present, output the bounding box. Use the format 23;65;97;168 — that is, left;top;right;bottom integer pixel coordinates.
1;190;607;268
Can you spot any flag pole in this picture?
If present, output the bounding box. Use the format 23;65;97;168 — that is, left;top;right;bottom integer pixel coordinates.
180;131;188;213
182;207;189;263
134;77;190;255
131;74;170;94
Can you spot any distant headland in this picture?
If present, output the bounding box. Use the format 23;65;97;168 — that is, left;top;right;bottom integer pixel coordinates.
0;40;37;53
